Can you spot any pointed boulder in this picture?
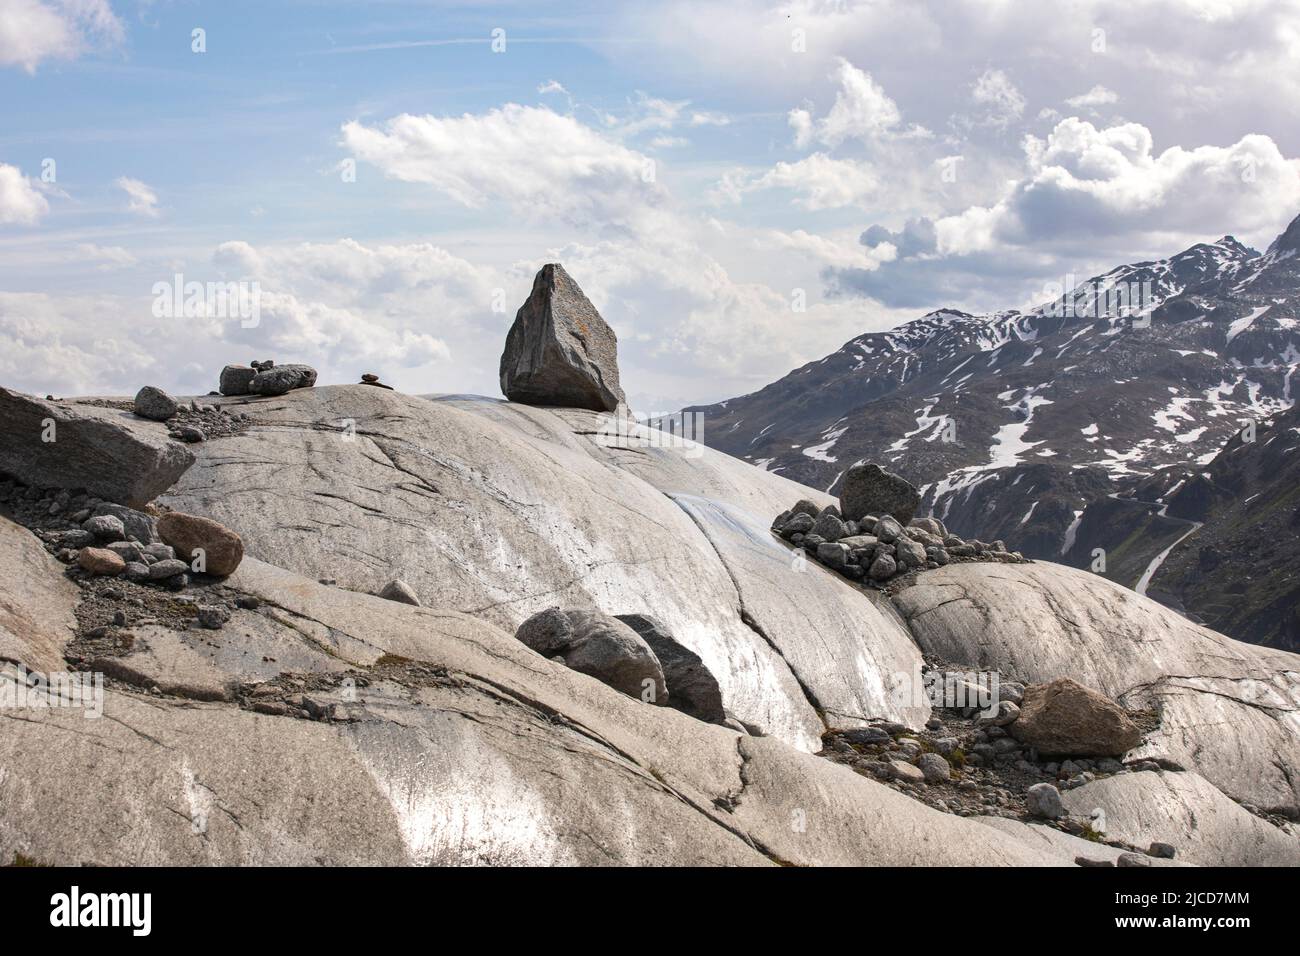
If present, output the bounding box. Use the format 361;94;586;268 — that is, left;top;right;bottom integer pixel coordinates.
499;264;626;412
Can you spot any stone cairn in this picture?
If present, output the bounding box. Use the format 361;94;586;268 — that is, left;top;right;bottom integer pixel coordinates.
772;462;1027;586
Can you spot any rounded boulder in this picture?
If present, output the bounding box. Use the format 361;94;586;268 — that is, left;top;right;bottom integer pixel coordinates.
156;512;244;577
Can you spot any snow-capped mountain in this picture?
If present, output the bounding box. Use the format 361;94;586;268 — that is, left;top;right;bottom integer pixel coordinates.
689;212;1300;645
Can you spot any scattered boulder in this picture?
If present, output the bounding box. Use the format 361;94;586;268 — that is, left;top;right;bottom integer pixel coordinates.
839;463;921;525
91;503;156;544
197;605;230;630
77;547;125;576
917;752;951;783
910;516;946;537
133;386;179;422
515;608;667;704
83;514;125;541
1026;782;1067;820
0;388;195;508
868;553;897;581
616;613;726;724
148;558;189;580
889;760;926;784
249;364;317;397
156;512;244;577
811;511;847;541
1009;678;1143;757
377;578;420;606
219;365;257;396
499;264;626;412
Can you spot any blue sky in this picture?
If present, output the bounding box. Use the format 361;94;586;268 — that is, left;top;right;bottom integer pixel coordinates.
2;0;1299;410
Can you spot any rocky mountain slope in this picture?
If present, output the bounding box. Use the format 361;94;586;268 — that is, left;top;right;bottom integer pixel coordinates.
1;264;1297;866
690;212;1300;647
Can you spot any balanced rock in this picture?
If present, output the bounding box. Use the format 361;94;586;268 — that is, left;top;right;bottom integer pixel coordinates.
360;373;394;390
499;264;625;412
133;386;179;421
219;365;257;396
249;364;317;397
0;387;194;508
1009;677;1143;757
616;613;726;724
840;463;921;525
515;607;666;704
156;512;244;576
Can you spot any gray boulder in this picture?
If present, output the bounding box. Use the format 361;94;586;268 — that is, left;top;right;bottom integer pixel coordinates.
840;463;920;525
790;499;821;519
894;536;926;568
0;388;194;508
91;503;157;544
816;542;851;567
219;365;257;396
249;364;317;396
616;613;726;724
133;386;179;421
868;553;897;581
917;752;951;783
516;607;667;704
811;511;847;541
873;515;903;543
1026;782;1066;819
499;264;625;412
83;514;125;541
910;516;947;537
377;579;421;606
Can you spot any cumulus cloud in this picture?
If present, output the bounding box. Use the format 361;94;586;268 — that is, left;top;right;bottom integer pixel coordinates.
1066;84;1119;108
0;238;498;397
836;118;1300;307
968;68;1026;129
715;153;878;209
804;58;919;146
0;0;122;73
115;176;159;217
341;104;663;230
0;163;49;224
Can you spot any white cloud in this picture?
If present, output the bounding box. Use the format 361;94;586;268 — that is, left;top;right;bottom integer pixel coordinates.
0;163;49;224
537;79;567;95
0;0;123;73
0;238;496;397
969;68;1026;129
814;58;908;146
341;104;663;230
115;176;159;217
75;243;136;269
1065;84;1119;108
716;153;878;210
688;111;731;126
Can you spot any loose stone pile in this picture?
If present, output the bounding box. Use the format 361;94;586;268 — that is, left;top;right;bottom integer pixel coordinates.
0;474;243;628
772;497;1027;586
819;670;1170;858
